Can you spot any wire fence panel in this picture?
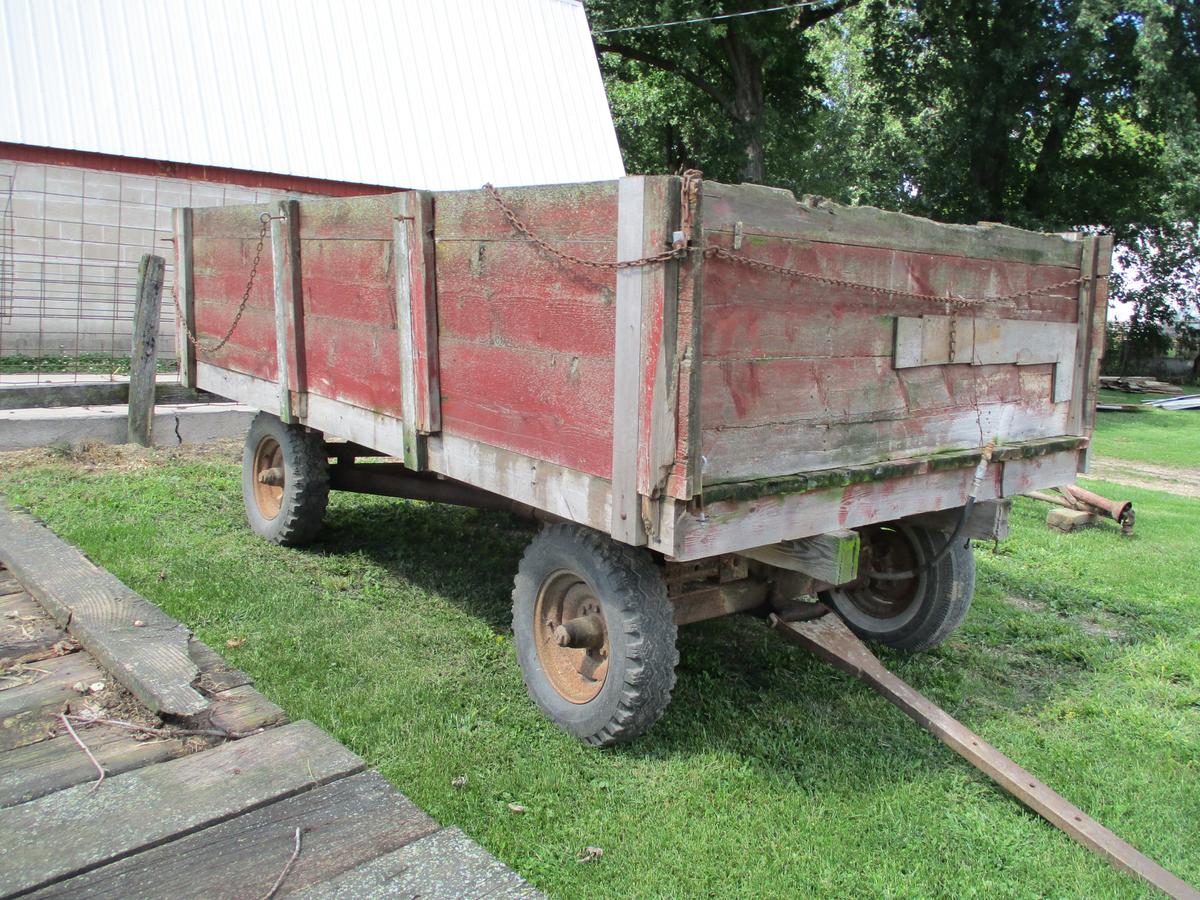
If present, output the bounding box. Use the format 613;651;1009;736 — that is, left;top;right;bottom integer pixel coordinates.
0;160;294;386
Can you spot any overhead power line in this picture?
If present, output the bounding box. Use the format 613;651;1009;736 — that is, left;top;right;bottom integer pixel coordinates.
592;2;830;35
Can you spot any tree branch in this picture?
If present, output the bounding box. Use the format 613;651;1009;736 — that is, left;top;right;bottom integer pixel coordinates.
593;41;736;116
793;0;861;30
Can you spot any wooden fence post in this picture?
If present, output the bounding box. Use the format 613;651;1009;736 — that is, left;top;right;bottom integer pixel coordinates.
127;254;166;446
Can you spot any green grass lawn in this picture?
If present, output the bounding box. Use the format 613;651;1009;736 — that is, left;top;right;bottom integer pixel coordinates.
1;417;1197;897
1091;393;1199;470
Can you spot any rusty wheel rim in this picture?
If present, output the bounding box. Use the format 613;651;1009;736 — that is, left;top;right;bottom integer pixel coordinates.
533;570;610;704
251;436;285;520
843;527;922;620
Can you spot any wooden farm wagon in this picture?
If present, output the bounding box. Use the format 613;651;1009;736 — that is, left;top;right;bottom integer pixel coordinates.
172;175;1111;746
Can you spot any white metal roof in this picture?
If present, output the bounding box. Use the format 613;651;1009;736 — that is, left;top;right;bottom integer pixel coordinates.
0;0;625;189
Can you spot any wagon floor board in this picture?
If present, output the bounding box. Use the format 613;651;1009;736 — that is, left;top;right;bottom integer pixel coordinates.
0;651;106;752
295;826;541;899
0;723;186;809
29;771;440;900
0;501;207;717
0;720;365;897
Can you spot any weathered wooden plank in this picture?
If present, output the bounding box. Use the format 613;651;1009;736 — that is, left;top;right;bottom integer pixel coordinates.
199;357;616;535
0;652;105;752
700;241;1081;330
438;339;614;478
290;194;394;241
206;683;288;735
436;234;617;480
0;502;208;718
173;207;197;389
284;199;310;419
188;639;253;694
741;530;861;585
894;315;1078;401
0;592;70;667
637;177;682;510
668;216;704;500
665;448;1083;561
700;397;1069;484
0;724;186;809
30;772;438;900
1080;235;1113;448
301;313;404;417
295;825;541;900
402;191;441;437
434;180;618;243
700;181;1083;268
0;720;364;897
395;193;425;469
271;208;295;423
295;239;395;323
612;175;649;544
189;202;278;240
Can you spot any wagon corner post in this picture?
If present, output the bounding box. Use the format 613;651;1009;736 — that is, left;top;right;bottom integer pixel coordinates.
392;190;440;472
125;253;166;447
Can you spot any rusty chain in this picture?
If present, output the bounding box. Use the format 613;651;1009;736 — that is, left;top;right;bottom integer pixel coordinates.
483;178;1107;307
699;245;1101;308
172;211;272;354
483;183;689;269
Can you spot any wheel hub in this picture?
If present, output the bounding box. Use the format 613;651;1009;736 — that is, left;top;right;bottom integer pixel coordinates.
251;436;285;520
533;571;609;704
842;527;921;620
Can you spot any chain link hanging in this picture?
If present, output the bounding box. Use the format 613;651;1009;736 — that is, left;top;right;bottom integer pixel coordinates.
172;211;272;354
483;179;1106;307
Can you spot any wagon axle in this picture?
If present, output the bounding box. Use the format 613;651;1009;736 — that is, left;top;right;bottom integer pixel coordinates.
552;614;606;650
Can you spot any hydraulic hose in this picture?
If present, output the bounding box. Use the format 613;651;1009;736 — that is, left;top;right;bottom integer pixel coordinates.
864;443;994;582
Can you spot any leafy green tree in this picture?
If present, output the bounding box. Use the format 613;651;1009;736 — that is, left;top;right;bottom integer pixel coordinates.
588;1;1199;361
588;1;860;182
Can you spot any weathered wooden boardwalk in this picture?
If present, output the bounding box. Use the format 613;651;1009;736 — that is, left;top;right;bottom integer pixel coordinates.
0;503;538;899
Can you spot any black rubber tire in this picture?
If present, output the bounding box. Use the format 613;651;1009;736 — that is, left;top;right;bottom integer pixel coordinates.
241;412;329;547
821;523;975;652
512;524;678;747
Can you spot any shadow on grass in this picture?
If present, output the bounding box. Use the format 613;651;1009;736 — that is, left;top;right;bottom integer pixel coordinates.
311;494;1106;789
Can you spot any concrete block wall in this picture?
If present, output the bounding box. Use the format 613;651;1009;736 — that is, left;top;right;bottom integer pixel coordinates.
0;159;298;363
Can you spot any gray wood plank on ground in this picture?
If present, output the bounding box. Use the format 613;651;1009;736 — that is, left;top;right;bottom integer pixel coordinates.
207;683;288;734
1;591;71;667
31;772;439;899
0;502;207;717
0;724;186;809
296;827;541;899
0;720;364;897
189;639;254;693
0;652;105;752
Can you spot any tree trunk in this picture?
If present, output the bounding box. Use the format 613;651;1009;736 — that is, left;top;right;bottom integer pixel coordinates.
725;27;765;183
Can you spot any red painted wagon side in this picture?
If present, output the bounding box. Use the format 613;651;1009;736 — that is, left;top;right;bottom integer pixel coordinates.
173;175;1111;746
